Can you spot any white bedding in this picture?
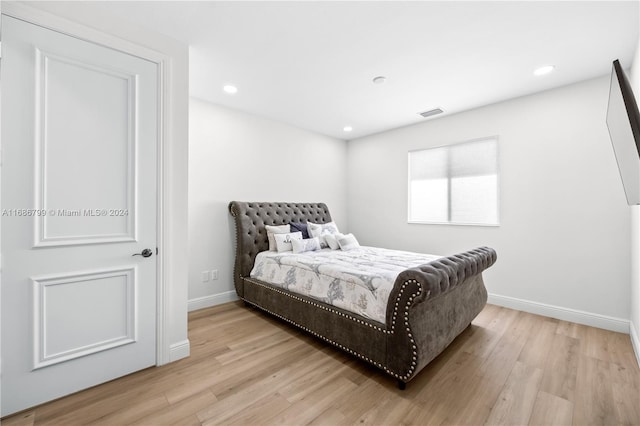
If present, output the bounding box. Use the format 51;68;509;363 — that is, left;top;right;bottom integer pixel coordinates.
250;247;441;324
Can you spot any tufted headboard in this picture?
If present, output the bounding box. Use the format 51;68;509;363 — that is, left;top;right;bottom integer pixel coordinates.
228;201;332;297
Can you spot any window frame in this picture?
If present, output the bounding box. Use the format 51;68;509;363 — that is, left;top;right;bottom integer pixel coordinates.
407;136;500;227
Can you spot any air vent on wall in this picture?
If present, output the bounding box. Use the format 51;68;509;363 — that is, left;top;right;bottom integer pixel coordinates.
418;108;443;118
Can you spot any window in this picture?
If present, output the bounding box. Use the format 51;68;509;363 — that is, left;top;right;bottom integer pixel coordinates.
408;137;499;225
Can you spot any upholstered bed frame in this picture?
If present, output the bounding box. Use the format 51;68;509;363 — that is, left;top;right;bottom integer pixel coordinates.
229;201;497;388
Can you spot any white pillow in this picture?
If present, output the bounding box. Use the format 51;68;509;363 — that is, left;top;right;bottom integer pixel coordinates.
292;237;321;254
323;233;344;250
265;224;290;251
337;233;360;251
307;221;340;248
274;231;303;253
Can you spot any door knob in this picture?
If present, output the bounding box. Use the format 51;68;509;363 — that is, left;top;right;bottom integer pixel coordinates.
132;248;153;258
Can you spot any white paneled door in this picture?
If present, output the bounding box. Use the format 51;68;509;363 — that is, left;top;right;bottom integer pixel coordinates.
1;16;158;415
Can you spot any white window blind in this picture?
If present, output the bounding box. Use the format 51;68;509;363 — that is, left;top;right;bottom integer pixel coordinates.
408;137;499;225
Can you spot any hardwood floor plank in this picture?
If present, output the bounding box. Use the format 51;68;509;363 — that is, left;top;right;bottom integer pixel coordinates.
225;393;291;425
476;310;535;385
266;377;357;425
517;318;557;369
539;333;579;401
331;377;397;423
415;350;485;405
463;306;520;360
528;391;573;426
412;350;498;424
369;399;425;426
436;374;503;425
611;382;640;426
1;411;35;426
163;363;229;405
609;330;640;371
610;362;640;425
354;400;419;425
206;337;318;399
197;348;338;424
88;393;169;425
581;326;615;363
610;357;640;389
32;370;171;425
28;367;161;423
131;389;217;426
484;361;543;425
579;325;637;369
336;356;376;386
307;407;347;426
214;328;295;365
277;357;360;403
556;320;587;340
572;356;617;425
472;303;502;327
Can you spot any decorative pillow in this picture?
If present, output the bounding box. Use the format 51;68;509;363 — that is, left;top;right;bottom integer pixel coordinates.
274;231;303;253
337;233;360;251
265;224;290;251
289;222;310;239
324;233;344;250
291;237;321;254
307;221;340;248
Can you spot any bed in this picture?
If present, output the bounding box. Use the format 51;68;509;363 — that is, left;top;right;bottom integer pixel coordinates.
229;201;497;388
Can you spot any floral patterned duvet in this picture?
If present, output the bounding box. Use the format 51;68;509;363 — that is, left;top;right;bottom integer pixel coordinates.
250;247;441;324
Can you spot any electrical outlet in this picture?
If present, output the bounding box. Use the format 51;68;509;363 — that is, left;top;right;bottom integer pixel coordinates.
201;271;209;282
211;269;219;280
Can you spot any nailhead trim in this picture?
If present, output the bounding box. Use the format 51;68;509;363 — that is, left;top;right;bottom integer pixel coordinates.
245;278;387;332
383;278;424;381
244;277;424;381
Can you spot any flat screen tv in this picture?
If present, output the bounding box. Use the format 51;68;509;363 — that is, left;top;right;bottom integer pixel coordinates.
606;59;640;206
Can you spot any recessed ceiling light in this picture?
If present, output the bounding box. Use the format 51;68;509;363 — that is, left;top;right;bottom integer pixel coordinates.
223;84;238;94
372;76;387;84
343;126;353;132
533;65;555;76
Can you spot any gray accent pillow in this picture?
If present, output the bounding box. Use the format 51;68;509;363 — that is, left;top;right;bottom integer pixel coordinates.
289;222;310;239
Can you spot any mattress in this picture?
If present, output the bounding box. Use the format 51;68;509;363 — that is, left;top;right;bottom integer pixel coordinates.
250;247;441;324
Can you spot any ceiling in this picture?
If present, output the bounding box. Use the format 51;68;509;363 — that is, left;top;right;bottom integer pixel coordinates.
28;1;640;140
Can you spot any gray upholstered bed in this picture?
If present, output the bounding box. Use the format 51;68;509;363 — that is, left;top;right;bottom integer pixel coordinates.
229;201;497;388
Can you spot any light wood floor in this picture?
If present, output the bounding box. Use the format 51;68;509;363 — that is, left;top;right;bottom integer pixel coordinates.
3;301;639;425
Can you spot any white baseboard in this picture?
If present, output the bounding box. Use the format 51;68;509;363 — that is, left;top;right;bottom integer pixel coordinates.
630;321;640;368
488;293;630;334
188;291;238;312
169;339;190;362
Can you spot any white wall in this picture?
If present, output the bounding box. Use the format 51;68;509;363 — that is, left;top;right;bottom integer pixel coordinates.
629;39;640;361
347;76;631;330
188;99;348;309
16;1;191;363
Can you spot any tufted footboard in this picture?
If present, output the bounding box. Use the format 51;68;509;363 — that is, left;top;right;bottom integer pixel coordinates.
384;247;497;384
